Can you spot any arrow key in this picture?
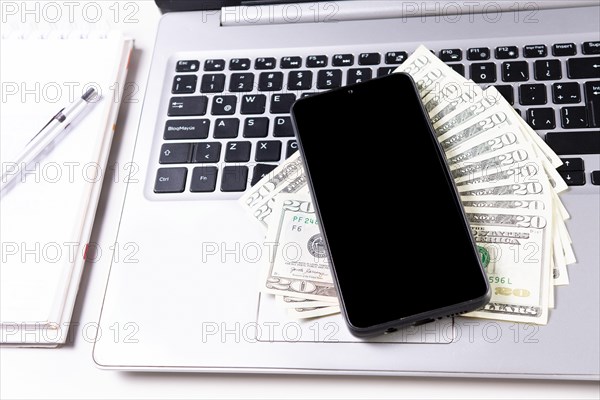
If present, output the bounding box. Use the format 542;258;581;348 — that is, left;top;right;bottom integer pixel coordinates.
557;158;584;172
559;170;585;186
192;142;222;163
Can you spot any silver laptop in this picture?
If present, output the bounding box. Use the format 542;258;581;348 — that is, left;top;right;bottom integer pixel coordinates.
93;0;600;379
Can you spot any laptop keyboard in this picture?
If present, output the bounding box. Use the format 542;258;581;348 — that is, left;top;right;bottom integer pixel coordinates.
154;41;600;195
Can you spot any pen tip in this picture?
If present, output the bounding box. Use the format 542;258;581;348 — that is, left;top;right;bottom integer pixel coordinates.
82;88;97;102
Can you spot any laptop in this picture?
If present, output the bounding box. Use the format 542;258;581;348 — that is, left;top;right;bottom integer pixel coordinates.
93;0;600;379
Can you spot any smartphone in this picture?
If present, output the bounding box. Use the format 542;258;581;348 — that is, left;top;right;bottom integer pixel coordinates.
291;73;491;337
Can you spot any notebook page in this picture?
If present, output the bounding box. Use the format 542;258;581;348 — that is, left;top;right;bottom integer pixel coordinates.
0;33;126;325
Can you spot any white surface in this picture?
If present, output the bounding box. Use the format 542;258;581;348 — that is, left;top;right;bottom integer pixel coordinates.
0;1;599;398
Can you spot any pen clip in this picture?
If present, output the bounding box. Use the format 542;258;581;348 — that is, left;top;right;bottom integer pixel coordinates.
27;108;66;144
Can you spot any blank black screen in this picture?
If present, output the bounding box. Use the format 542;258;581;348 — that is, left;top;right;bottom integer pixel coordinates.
292;73;489;329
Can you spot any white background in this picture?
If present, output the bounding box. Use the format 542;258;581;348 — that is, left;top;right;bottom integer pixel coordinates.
1;1;599;398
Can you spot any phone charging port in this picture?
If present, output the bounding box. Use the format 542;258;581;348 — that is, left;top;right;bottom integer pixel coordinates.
413;318;435;327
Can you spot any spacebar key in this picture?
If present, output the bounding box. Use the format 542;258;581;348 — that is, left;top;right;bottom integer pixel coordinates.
546;131;600;155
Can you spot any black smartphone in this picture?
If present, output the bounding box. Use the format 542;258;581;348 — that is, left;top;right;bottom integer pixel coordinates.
291;73;491;337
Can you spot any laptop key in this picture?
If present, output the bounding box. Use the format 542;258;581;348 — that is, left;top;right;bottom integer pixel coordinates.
347;68;372;84
258;72;283;91
255;57;277;70
561;107;588;128
439;49;462;62
317;69;342;89
251;164;278;186
230;58;251;70
204;59;225;71
273;117;294;137
213;118;239;138
241;94;266;114
287;71;313;90
286;140;299;158
534;60;561;81
567;57;600;79
164;119;210;140
502;61;529;82
448;64;465;77
377;67;396;77
333;54;354;66
281;56;302;69
211;95;237;115
307;55;328;68
552;82;580;104
546;131;600;154
176;60;200;72
255;140;282;162
229;73;255;92
526;108;555;130
225;141;251;163
494;85;514;105
190;167;218;193
592;171;600;185
582;41;600;55
495;46;519;59
467;48;490;61
172;75;197;94
154;168;187;193
559;171;586;186
243;117;269;138
359;53;381;65
200;74;225;93
271;94;296;114
168;96;208;117
221;166;248;192
585;81;600;127
557;158;584;172
470;63;496;83
519;84;547;106
552;43;576;56
385;51;408;64
523;45;547;58
193;142;221;163
160;143;192;164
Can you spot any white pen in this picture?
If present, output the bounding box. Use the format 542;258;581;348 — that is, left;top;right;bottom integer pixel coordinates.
1;88;98;193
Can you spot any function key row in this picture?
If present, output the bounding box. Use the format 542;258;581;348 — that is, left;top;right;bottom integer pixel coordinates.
175;52;408;72
444;42;600;62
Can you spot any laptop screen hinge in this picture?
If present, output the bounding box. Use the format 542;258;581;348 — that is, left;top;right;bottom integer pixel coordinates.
220;0;599;27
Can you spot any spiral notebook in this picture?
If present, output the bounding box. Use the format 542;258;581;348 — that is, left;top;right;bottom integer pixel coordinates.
0;31;133;346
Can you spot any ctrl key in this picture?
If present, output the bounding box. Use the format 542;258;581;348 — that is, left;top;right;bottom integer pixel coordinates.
154;168;187;193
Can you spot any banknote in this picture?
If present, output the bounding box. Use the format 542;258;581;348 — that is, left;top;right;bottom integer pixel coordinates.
287;305;341;319
239;152;310;229
240;151;304;210
433;87;503;135
463;208;551;324
261;194;337;302
276;295;338;309
425;80;483;123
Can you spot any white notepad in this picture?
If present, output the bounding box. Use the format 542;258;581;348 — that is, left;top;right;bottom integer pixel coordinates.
0;32;133;346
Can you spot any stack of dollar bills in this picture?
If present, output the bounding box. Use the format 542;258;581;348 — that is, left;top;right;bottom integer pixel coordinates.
239;45;574;325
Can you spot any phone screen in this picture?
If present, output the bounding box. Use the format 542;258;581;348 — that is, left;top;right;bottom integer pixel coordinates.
292;73;489;330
